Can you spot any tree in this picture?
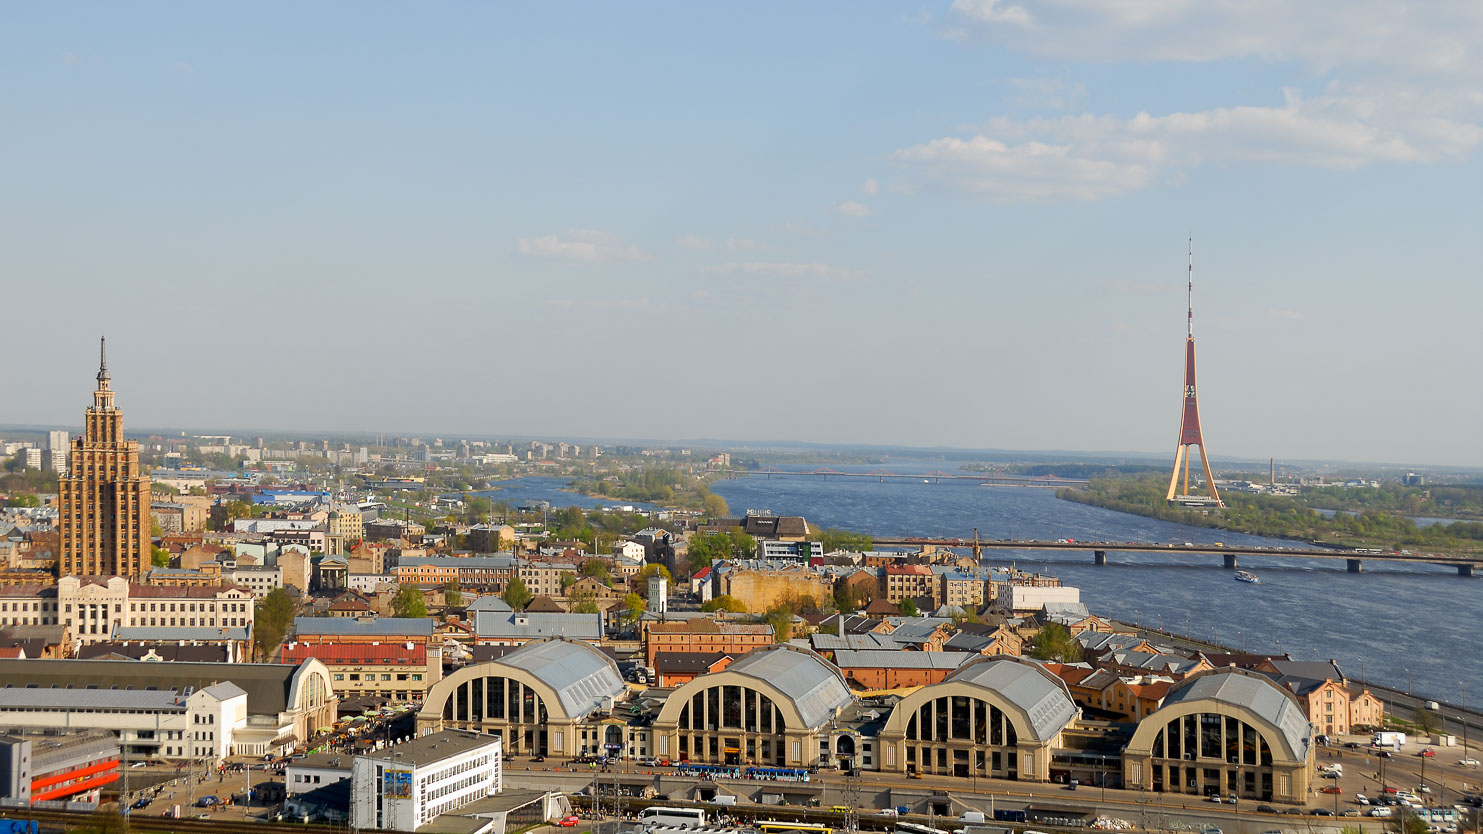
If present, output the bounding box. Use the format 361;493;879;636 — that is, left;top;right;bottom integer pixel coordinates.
1387;813;1429;834
1028;623;1083;662
686;530;755;570
223;500;255;524
443;580;462;607
503;577;533;611
634;563;672;596
2;493;40;508
580;560;611;582
393;586;428;618
898;599;919;617
150;482;181;496
151;546;171;568
1413;706;1440;736
702;595;748;613
703;493;729;519
763;602;795;642
818;528;873;553
621;592;646;624
254;588;295;658
833;582;872;613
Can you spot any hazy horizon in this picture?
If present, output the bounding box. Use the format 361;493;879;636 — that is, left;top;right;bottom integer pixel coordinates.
4;4;1480;467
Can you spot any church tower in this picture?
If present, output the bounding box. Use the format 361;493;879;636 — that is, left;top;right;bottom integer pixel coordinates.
58;338;153;578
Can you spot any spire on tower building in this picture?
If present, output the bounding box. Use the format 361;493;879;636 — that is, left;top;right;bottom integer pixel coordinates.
1167;238;1223;508
97;336;110;386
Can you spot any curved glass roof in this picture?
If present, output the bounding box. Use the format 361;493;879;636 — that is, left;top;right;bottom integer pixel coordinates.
491;638;625;719
948;658;1079;743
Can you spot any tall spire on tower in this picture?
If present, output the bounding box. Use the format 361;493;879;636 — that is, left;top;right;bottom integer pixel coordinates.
1166;238;1223;508
97;336;110;386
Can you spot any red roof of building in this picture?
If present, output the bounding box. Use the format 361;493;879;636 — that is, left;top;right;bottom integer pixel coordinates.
280;642;427;665
884;565;932;576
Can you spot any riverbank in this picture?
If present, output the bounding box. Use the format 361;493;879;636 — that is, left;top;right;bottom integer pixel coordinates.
1057;478;1483;556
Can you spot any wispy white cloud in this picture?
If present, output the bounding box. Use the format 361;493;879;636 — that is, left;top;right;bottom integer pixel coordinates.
862;178;880;195
516;229;651;263
1265;308;1305;321
913;0;1483;202
893;136;1154;201
705;261;866;282
835;200;872;217
894;85;1483;201
943;0;1481;79
61;52;79;65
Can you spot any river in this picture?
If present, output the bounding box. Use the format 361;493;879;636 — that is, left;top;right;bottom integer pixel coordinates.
707;462;1481;704
468;469;1480;702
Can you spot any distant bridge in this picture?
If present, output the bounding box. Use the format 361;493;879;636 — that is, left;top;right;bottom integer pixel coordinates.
718;468;1088;488
868;536;1482;576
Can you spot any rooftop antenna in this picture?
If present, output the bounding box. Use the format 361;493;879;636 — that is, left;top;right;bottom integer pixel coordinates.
1187;235;1194;338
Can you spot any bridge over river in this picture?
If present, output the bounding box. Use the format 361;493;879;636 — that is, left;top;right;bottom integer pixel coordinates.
720;468;1088;488
868;536;1482;576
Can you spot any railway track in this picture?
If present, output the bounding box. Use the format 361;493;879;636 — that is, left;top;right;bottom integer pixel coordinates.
0;807;385;834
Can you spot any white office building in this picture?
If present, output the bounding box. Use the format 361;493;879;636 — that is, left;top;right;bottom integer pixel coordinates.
350;731;502;832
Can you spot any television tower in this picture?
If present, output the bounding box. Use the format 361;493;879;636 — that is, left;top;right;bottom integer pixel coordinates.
1165;238;1224;507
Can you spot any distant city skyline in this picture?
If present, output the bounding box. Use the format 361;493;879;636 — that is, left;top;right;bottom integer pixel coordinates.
3;3;1479;466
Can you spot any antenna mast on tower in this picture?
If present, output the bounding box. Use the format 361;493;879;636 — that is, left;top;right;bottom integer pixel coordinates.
1166;238;1223;508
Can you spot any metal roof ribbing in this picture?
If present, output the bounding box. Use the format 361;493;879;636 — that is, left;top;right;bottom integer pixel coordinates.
0;688;185;710
949;659;1079;743
726;646;854;729
831;650;972;670
1165;671;1311;760
492;639;625;719
293;617;434;637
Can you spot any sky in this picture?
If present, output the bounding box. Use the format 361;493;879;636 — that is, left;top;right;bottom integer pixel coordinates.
2;2;1480;467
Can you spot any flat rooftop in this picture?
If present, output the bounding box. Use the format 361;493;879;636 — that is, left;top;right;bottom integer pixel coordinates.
358;730;499;769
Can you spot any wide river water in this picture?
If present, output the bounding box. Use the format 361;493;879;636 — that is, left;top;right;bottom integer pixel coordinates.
476;467;1481;701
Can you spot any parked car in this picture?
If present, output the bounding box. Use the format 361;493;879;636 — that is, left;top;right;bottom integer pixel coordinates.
1356;794;1370;805
1321;786;1342;794
1370;808;1393;818
1255;805;1278;814
557;816;580;827
1460;758;1481;767
1420;748;1437;757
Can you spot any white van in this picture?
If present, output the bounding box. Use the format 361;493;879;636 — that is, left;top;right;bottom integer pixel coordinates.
959;812;987;824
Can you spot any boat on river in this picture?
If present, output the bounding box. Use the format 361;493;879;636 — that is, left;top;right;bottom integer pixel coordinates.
1234;570;1261;584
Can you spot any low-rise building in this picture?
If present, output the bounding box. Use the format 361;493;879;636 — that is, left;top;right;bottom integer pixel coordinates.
831;649;971;690
350;730;503;832
644;619;773;667
293;616;435;646
281;641;441;703
0;657;336;762
474;612;604;646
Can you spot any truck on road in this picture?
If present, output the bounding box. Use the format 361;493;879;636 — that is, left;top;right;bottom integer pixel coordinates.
1372;731;1407;748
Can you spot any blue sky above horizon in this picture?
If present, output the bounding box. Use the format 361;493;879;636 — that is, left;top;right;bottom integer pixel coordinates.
3;2;1480;467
